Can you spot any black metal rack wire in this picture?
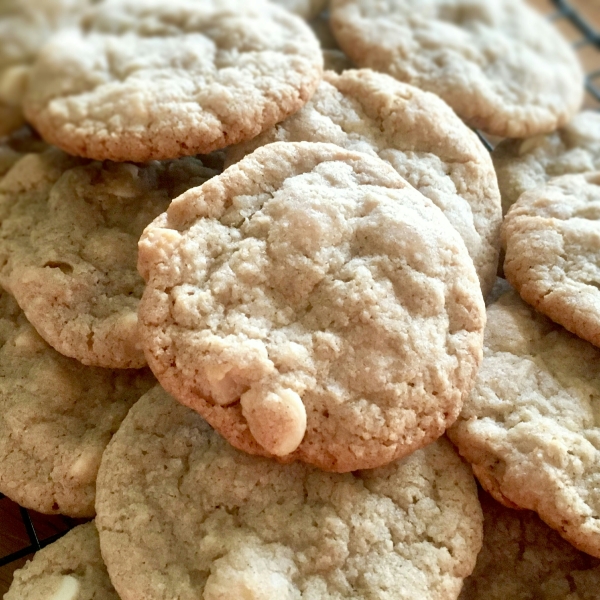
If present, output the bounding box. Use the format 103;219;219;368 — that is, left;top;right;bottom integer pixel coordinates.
1;0;599;592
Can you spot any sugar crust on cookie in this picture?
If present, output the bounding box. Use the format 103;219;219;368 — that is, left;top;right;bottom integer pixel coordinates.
96;385;483;600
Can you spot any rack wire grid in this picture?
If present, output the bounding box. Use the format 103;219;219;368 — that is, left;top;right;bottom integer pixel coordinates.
0;0;599;595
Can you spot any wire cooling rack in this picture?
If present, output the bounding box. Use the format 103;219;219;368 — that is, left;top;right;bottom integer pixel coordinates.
0;0;599;595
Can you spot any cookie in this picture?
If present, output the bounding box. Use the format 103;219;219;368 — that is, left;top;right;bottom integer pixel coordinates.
0;0;90;136
273;0;329;20
459;491;600;600
0;148;217;369
23;0;323;162
96;385;484;600
0;286;155;517
138;141;485;471
5;522;118;600
493;111;600;215
226;69;502;296
329;0;583;138
448;290;600;557
503;172;600;348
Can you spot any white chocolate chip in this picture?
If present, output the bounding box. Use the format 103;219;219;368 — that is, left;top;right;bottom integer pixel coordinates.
49;575;80;600
240;387;306;456
518;135;546;155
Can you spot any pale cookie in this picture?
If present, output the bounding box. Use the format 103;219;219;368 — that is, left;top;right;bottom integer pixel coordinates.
0;0;91;136
138;141;485;472
23;0;323;162
459;491;600;600
226;69;502;296
5;522;119;600
330;0;583;138
493;111;600;215
272;0;329;20
96;385;484;600
503;172;600;348
0;147;217;368
448;290;600;558
0;286;155;517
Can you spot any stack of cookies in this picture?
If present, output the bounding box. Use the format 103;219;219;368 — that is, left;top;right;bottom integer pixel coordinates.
1;0;599;598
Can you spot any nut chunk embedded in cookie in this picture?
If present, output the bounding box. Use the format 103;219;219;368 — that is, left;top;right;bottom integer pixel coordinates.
138;141;486;472
23;0;323;162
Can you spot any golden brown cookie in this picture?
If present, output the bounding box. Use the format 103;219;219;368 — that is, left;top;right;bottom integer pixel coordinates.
493;111;600;216
503;172;600;348
0;0;91;136
5;522;119;600
96;385;484;600
23;0;324;161
459;491;600;600
449;290;600;558
0;148;217;368
138;141;485;472
330;0;583;137
226;69;502;296
0;286;155;517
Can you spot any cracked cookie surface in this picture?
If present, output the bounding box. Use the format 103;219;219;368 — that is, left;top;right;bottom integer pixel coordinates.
0;147;217;368
449;290;600;558
96;385;483;600
138;141;485;472
503;172;600;348
0;286;155;517
23;0;323;161
226;69;501;297
329;0;583;137
5;522;118;600
493;111;600;215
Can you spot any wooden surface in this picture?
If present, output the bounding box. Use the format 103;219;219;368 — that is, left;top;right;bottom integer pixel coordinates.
1;1;599;597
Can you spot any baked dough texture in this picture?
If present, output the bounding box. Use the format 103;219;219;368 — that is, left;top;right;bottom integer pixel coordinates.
0;0;90;136
5;522;119;600
459;491;600;600
449;290;600;558
96;385;484;600
329;0;583;137
226;69;502;297
0;147;217;368
0;286;155;517
493;111;600;215
503;172;600;349
23;0;324;162
138;141;485;472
